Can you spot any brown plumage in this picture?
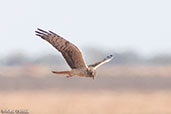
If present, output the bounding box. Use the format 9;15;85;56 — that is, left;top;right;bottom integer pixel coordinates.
35;28;113;79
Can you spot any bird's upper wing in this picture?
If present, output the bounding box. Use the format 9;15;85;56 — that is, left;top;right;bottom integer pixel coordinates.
35;28;87;69
88;55;113;69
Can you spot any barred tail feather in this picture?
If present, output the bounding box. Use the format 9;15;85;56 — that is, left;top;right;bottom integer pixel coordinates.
52;71;70;75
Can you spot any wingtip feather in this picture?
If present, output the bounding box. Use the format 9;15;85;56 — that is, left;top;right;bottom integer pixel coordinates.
106;54;113;59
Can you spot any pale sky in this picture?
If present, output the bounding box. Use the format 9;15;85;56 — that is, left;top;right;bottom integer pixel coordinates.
0;0;171;57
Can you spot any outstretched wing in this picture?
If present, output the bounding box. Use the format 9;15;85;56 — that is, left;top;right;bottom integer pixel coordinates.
35;28;87;69
88;55;113;69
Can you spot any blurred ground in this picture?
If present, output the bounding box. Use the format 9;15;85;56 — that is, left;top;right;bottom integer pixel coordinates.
0;65;171;114
0;90;171;114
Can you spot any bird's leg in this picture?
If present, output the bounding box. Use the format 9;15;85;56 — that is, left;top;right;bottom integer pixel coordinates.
66;71;73;78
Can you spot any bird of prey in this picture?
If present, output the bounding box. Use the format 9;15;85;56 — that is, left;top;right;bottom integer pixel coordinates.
35;28;113;79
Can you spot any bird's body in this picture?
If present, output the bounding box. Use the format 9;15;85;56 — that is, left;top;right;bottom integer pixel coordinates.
35;28;113;79
52;67;95;78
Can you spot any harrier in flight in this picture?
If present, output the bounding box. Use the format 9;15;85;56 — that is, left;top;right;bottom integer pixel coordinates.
35;28;113;79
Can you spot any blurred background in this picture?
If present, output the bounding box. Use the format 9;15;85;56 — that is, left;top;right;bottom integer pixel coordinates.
0;0;171;114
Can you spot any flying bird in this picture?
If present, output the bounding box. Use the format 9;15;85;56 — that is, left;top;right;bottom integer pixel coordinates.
35;28;113;79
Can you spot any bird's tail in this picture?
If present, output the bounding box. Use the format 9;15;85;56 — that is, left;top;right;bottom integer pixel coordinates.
52;71;71;75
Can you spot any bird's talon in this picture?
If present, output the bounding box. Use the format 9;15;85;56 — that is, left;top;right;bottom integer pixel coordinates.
66;76;72;78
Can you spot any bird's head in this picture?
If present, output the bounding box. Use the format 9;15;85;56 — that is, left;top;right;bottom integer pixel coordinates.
87;67;96;79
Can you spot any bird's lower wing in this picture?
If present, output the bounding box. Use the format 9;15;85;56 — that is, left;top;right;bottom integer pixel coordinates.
88;55;113;69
